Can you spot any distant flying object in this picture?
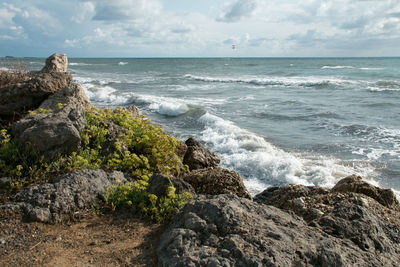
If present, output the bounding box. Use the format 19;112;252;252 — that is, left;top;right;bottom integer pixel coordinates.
232;44;235;50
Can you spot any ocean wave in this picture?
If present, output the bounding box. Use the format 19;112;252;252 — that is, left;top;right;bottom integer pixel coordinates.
322;65;355;69
69;62;93;66
118;62;128;66
0;67;9;71
197;112;375;195
149;102;189;116
131;94;190;117
359;67;384;70
255;111;340;121
184;74;345;88
337;124;400;160
84;85;132;105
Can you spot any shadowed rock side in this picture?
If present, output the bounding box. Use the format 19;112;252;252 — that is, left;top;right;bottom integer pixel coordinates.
183;137;220;170
158;194;394;267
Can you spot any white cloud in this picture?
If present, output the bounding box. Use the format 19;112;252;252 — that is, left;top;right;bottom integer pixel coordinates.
91;0;162;21
217;0;258;23
71;2;95;23
1;0;400;57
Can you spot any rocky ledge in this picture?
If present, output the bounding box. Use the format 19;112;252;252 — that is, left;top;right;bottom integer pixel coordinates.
1;54;400;266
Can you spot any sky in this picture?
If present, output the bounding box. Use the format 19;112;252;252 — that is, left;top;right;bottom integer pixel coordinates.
1;0;400;57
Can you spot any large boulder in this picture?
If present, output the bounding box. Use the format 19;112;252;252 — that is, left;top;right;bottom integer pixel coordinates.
183;138;220;170
158;194;394;266
12;100;86;161
5;169;126;223
183;167;251;199
254;177;400;258
39;82;91;111
40;53;68;73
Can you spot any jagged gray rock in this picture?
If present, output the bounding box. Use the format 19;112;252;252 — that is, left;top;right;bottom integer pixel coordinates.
254;177;400;264
158;194;398;267
183;167;251;199
8;169;126;223
183;137;220;170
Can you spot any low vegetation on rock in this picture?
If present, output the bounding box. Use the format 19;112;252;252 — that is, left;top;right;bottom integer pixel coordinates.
0;102;192;221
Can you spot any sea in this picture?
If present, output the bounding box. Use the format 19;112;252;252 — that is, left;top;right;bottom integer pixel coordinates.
10;57;400;198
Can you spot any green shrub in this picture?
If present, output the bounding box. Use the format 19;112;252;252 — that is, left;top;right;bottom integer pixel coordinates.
104;179;192;222
0;106;191;220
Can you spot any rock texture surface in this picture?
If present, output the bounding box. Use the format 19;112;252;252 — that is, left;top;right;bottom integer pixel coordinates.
12;101;86;161
253;176;400;265
0;53;73;124
183;167;251;199
6;170;126;223
40;53;68;73
158;194;397;267
183;138;220;170
332;175;399;209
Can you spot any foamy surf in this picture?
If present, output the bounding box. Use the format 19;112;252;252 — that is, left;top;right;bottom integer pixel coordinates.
131;94;190;117
322;65;355;69
198;112;377;195
184;74;351;88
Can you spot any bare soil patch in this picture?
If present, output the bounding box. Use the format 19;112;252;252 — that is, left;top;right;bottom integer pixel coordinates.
0;200;163;267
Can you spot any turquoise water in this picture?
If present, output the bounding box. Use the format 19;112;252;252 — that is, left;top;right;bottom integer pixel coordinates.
21;57;400;196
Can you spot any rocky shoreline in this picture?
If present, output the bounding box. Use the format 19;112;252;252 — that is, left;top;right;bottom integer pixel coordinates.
1;54;400;266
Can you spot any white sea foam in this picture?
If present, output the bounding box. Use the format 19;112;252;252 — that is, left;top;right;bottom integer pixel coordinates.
359;67;384;70
184;74;350;88
69;62;92;66
132;94;190;116
118;62;128;66
85;85;132;105
198;112;376;195
322;65;355;69
367;80;400;92
0;67;9;71
149;102;189;116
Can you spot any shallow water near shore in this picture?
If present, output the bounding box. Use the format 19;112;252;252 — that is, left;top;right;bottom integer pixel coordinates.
18;57;400;197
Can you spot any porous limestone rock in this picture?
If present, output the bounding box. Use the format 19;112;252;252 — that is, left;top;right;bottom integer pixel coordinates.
183;167;251;199
40;53;68;73
158;194;395;266
8;170;126;223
